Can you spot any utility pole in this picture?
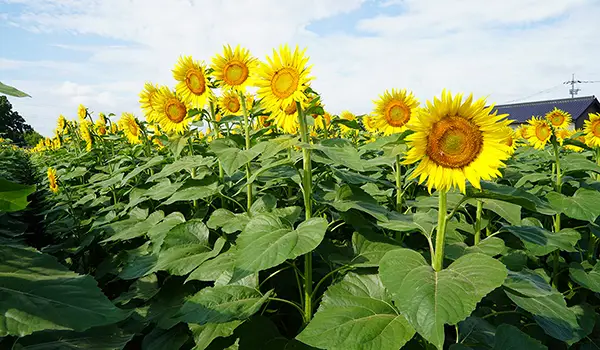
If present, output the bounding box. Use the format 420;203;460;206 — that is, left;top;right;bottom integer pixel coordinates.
563;74;599;98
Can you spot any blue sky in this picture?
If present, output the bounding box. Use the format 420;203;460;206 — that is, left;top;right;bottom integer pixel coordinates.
1;0;599;136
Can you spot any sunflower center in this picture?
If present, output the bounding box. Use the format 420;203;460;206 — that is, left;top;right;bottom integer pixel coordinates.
271;68;299;100
384;101;411;127
535;124;550;140
426;116;483;169
549;113;564;126
223;60;249;86
165;99;187;123
593;120;600;137
185;70;206;95
284;101;297;115
224;97;240;113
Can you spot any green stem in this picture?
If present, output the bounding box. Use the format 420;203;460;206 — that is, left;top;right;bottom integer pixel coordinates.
267;297;306;323
432;191;448;272
311;265;351;299
297;101;314;323
395;155;403;211
596;148;600;181
552;143;562;287
474;200;483;245
239;92;253;211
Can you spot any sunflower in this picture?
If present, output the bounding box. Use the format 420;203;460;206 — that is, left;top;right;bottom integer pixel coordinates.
584;113;600;148
404;90;511;193
363;114;379;134
211;44;258;91
515;124;531;140
110;122;119;134
372;88;419;135
57;115;67;134
52;137;61;150
95;113;107;135
501;126;517;155
339;110;358;135
79;120;93;151
270;101;300;134
47;167;59;193
555;128;572;146
78;104;87;121
152;86;193;134
257;115;272;129
565;129;586;152
119;113;142;145
525;117;552;150
255;45;313;114
218;90;253;116
545;107;571;129
139;82;160;122
173;56;213;109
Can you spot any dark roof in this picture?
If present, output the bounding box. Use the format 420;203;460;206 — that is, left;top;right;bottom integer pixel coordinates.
490;95;600;123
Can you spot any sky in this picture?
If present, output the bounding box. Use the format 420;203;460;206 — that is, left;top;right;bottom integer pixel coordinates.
1;0;599;136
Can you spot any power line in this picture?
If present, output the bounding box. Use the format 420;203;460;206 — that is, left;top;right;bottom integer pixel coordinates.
563;73;600;98
503;84;563;104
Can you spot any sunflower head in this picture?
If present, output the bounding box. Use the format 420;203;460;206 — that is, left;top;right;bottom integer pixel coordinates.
525;116;552;150
47;167;59;193
372;88;420;135
173;56;213;109
57;115;67;133
255;45;313;114
139;82;160;123
270;101;299;134
211;44;258;91
152;86;192;135
404;90;511;193
78;104;87;121
362;114;379;134
584;112;600;148
338;110;358;135
556;128;572;146
119;113;142;145
545;107;571;129
79;120;93;151
515;124;531;140
95;114;107;135
52;137;61;150
218;90;251;116
501;126;517;155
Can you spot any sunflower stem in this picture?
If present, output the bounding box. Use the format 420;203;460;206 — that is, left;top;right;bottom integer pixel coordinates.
239;91;253;211
296;101;314;323
432;191;448;272
474;200;483;245
596;148;600;181
552;142;563;287
395;155;403;211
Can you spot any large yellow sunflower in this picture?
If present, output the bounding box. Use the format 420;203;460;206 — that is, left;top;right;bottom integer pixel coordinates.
78;104;87;121
173;56;213;109
152;86;193;135
363;114;379;134
211;44;258;91
139;82;160;123
218;90;253;116
118;113;142;145
404;90;511;193
525;117;552;150
255;45;313;114
270;101;300;134
372;88;419;135
545;107;571;129
79;120;93;151
584;113;600;147
95;113;107;135
57;115;67;134
47;167;59;193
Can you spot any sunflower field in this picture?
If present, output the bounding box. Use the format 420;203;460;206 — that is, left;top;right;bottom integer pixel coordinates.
2;44;600;350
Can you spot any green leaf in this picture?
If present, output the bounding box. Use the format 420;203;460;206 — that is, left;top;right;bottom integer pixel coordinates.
500;226;580;254
467;181;555;215
114;274;159;305
14;325;133;349
569;261;600;292
493;324;547;350
175;285;271;325
547;188;600;222
503;269;554;297
141;324;190;350
210;141;265;176
0;81;30;97
231;215;328;282
379;249;507;349
207;209;250;234
189;321;243;350
326;185;390;221
0;178;35;212
313;139;366;172
147;212;186;253
561;154;600;174
445;237;506;261
122;156;164;184
296;273;415;350
162;182;221;205
101;210;164;243
514;173;551;188
350;231;403;267
146;155;214;183
186;250;236;283
0;246;129;336
482;199;521;225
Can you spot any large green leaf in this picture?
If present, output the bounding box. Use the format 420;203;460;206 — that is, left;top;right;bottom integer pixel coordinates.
209;141;266;176
174;285;271;325
0;178;35;212
313;138;366;172
326;185;390;221
189;321;243;350
146;155;214;183
101;210;164;243
141;324;190;350
493;324;547;350
503;269;554;297
296;273;415;350
467;181;555;215
349;231;403;267
547;188;600;222
0;246;129;336
500;226;580;255
0;81;31;97
162;182;221;205
379;249;507;349
569;261;600;293
14;325;134;349
231;215;327;282
481;199;521;225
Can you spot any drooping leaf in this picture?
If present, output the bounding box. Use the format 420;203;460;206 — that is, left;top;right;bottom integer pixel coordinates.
296;273;415;350
0;81;31;97
0;246;129;336
445;236;506;261
482;199;521;225
379;249;507;349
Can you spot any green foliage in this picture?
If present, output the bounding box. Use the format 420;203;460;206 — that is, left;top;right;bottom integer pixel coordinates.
0;95;40;146
1;114;599;350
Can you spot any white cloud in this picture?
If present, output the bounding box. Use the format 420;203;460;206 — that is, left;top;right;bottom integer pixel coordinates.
1;0;599;136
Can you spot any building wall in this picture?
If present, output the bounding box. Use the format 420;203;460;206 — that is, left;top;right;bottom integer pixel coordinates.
575;104;600;129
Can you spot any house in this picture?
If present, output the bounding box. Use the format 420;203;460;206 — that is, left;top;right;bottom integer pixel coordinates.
492;95;600;129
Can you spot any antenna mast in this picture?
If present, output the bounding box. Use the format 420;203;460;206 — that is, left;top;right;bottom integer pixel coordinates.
563;74;600;98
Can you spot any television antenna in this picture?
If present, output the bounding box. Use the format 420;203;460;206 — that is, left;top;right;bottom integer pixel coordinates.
563;73;600;98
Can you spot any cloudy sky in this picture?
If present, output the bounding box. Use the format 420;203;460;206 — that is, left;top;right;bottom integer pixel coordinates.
1;0;599;136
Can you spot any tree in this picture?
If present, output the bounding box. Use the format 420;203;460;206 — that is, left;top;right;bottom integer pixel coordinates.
0;96;37;147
